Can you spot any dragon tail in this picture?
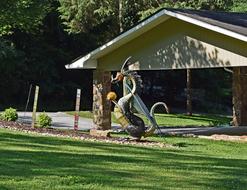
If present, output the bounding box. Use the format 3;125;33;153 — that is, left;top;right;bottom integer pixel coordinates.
144;102;169;137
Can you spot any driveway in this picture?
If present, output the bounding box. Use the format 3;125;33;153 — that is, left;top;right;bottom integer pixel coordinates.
159;126;247;136
17;112;247;136
18;112;98;131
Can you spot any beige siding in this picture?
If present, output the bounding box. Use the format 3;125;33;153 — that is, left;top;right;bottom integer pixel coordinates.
98;18;247;71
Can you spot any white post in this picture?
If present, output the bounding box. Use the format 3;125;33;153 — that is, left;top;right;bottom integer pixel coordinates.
31;86;39;128
74;89;81;130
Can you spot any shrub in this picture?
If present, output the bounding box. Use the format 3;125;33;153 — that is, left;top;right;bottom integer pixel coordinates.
37;113;52;128
0;107;18;121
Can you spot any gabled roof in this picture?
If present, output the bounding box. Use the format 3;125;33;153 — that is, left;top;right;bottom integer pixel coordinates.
167;8;247;36
66;8;247;69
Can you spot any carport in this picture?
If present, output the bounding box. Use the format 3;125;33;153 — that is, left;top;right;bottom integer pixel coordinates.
66;9;247;130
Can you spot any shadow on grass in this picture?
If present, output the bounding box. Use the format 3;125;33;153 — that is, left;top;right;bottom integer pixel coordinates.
0;130;246;190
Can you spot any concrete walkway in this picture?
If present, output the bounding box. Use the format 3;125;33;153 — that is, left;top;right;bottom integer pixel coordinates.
159;126;247;136
18;112;247;136
18;112;120;131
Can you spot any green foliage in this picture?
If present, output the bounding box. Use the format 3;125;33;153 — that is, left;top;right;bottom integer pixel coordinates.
140;0;234;19
0;39;17;59
0;0;52;35
58;0;156;34
231;0;247;12
0;107;18;121
175;0;233;10
37;112;52;128
58;0;118;34
0;8;93;111
0;38;27;107
59;0;237;33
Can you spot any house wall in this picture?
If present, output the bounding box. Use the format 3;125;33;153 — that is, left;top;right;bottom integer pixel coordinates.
98;18;247;71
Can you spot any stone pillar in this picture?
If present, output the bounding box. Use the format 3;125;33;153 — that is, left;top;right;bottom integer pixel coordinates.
232;67;247;126
92;70;111;130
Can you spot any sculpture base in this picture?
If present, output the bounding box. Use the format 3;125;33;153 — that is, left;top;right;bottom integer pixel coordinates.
90;129;111;138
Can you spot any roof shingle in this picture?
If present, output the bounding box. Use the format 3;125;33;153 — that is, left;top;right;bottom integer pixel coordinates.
166;8;247;36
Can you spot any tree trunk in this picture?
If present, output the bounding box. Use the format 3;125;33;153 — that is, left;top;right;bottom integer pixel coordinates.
118;0;123;33
92;70;111;130
186;69;192;116
232;67;247;126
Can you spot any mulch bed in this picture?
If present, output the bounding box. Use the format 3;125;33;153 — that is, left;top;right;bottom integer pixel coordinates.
1;121;246;145
0;121;168;148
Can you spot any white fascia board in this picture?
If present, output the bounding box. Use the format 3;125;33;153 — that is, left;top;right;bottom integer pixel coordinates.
164;10;247;42
66;10;170;69
65;55;97;69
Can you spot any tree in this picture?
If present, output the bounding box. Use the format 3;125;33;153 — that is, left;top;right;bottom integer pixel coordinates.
0;0;98;111
186;69;192;115
58;0;156;38
231;0;247;12
140;0;233;18
232;67;247;126
119;0;124;33
0;39;26;106
0;0;52;36
58;0;118;33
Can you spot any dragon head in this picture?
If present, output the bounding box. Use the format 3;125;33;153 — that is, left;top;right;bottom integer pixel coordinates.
111;72;124;84
111;56;133;84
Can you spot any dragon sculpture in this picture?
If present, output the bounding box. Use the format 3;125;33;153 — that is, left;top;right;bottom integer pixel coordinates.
107;57;169;139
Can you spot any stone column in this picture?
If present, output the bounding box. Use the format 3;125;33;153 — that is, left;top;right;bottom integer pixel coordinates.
232;67;247;126
92;70;111;130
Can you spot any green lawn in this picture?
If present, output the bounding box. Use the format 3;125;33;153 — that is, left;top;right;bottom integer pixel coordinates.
0;128;246;190
67;111;231;127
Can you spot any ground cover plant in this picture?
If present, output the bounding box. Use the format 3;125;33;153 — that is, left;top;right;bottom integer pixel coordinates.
37;112;52;128
67;111;231;127
0;107;18;121
0;127;246;190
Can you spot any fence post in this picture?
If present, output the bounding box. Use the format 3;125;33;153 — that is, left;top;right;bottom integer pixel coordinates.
74;89;81;130
24;84;32;118
31;86;39;128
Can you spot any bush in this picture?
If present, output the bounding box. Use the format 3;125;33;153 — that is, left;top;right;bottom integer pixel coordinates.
37;113;52;128
0;107;18;121
0;113;4;120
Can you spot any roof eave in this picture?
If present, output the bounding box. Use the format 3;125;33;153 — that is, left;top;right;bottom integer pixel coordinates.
65;59;97;69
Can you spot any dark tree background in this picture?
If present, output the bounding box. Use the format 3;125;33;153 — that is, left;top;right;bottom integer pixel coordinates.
0;0;245;113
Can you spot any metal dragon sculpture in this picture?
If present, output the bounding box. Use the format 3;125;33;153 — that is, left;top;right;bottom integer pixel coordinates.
107;57;169;139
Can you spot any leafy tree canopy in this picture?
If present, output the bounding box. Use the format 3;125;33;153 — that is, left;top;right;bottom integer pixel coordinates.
231;0;247;12
58;0;159;34
58;0;239;36
0;0;51;36
140;0;234;19
58;0;118;34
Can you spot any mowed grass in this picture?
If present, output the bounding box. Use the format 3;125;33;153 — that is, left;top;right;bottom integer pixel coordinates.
67;111;231;127
0;128;246;190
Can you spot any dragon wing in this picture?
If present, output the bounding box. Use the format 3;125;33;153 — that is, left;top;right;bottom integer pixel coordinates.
124;82;157;126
